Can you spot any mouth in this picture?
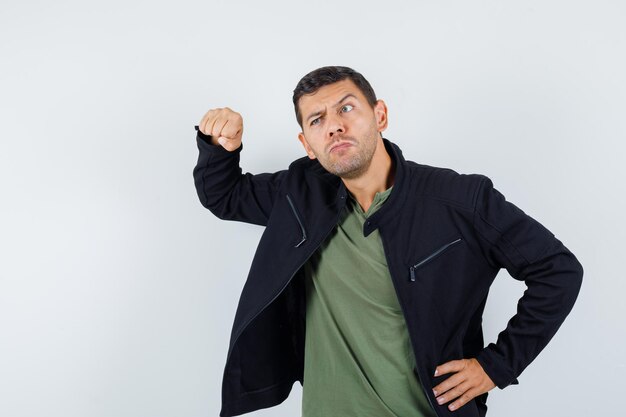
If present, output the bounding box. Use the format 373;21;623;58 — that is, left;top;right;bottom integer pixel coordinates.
329;141;354;153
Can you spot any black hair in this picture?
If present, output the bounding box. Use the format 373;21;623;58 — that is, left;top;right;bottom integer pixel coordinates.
292;66;378;129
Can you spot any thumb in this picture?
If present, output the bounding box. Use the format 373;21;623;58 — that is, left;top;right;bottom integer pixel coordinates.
218;136;238;152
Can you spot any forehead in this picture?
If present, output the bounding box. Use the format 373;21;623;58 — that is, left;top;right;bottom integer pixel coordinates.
298;79;364;111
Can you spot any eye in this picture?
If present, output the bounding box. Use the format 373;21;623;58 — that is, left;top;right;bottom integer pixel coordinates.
310;117;320;126
341;104;354;113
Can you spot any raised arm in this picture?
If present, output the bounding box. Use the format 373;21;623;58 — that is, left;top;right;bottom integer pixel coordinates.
192;107;286;226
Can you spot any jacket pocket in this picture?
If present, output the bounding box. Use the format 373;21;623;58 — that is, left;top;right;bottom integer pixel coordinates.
286;193;307;248
409;237;462;281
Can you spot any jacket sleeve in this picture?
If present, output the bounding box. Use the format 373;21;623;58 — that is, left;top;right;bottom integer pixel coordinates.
192;130;287;226
472;175;584;389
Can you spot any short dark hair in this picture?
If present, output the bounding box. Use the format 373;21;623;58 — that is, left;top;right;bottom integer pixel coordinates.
292;66;378;129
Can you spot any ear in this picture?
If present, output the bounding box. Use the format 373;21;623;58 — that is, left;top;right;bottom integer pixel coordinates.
374;99;388;134
297;132;317;160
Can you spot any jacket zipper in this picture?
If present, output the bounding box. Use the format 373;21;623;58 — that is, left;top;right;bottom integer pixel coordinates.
286;194;307;248
224;194;347;374
409;238;462;281
379;233;440;416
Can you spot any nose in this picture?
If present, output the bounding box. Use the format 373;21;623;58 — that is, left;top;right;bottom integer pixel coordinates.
327;114;344;138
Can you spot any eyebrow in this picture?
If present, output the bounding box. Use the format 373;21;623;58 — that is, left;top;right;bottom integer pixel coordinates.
305;93;358;123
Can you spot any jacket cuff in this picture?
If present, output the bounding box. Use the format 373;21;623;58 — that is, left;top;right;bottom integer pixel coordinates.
196;130;243;155
475;345;520;389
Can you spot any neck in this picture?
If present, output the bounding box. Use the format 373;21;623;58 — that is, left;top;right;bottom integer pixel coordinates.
342;137;395;214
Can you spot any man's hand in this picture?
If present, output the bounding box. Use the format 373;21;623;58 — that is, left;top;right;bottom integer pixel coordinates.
198;107;244;152
432;358;496;412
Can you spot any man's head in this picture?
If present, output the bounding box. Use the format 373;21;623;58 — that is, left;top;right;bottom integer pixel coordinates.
293;66;379;129
293;66;388;179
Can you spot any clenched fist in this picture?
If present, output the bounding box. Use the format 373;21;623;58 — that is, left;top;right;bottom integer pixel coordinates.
197;107;243;152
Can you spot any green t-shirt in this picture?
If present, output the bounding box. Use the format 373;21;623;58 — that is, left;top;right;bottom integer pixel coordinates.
302;186;436;417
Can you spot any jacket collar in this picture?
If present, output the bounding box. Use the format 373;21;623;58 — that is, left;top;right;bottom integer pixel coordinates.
335;137;410;237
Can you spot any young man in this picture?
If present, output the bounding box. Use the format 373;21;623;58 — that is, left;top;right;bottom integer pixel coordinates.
193;66;583;417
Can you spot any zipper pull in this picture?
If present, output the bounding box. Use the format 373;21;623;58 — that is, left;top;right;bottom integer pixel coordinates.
409;266;416;282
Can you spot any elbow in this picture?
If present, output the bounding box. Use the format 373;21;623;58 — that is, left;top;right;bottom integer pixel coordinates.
193;179;230;220
537;240;585;312
198;195;232;221
553;238;584;299
572;255;584;297
561;251;584;312
194;187;228;219
575;256;584;285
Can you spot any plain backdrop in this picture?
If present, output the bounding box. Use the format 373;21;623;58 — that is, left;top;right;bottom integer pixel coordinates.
1;1;624;416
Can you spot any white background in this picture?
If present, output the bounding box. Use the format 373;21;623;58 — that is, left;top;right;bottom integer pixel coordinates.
1;1;624;416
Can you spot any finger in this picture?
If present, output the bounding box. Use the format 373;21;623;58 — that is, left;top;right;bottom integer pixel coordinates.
432;372;467;397
435;379;473;406
205;108;223;136
218;136;239;152
219;119;234;139
199;109;216;135
447;386;481;412
435;359;467;376
210;115;228;138
221;118;242;140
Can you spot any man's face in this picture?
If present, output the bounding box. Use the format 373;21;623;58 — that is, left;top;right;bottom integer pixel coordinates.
297;79;388;179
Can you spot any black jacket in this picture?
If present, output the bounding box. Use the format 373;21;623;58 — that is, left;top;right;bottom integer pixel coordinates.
193;132;583;417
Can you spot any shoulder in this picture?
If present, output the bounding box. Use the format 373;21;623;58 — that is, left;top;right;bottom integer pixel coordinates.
405;160;489;210
287;155;342;187
288;156;338;182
